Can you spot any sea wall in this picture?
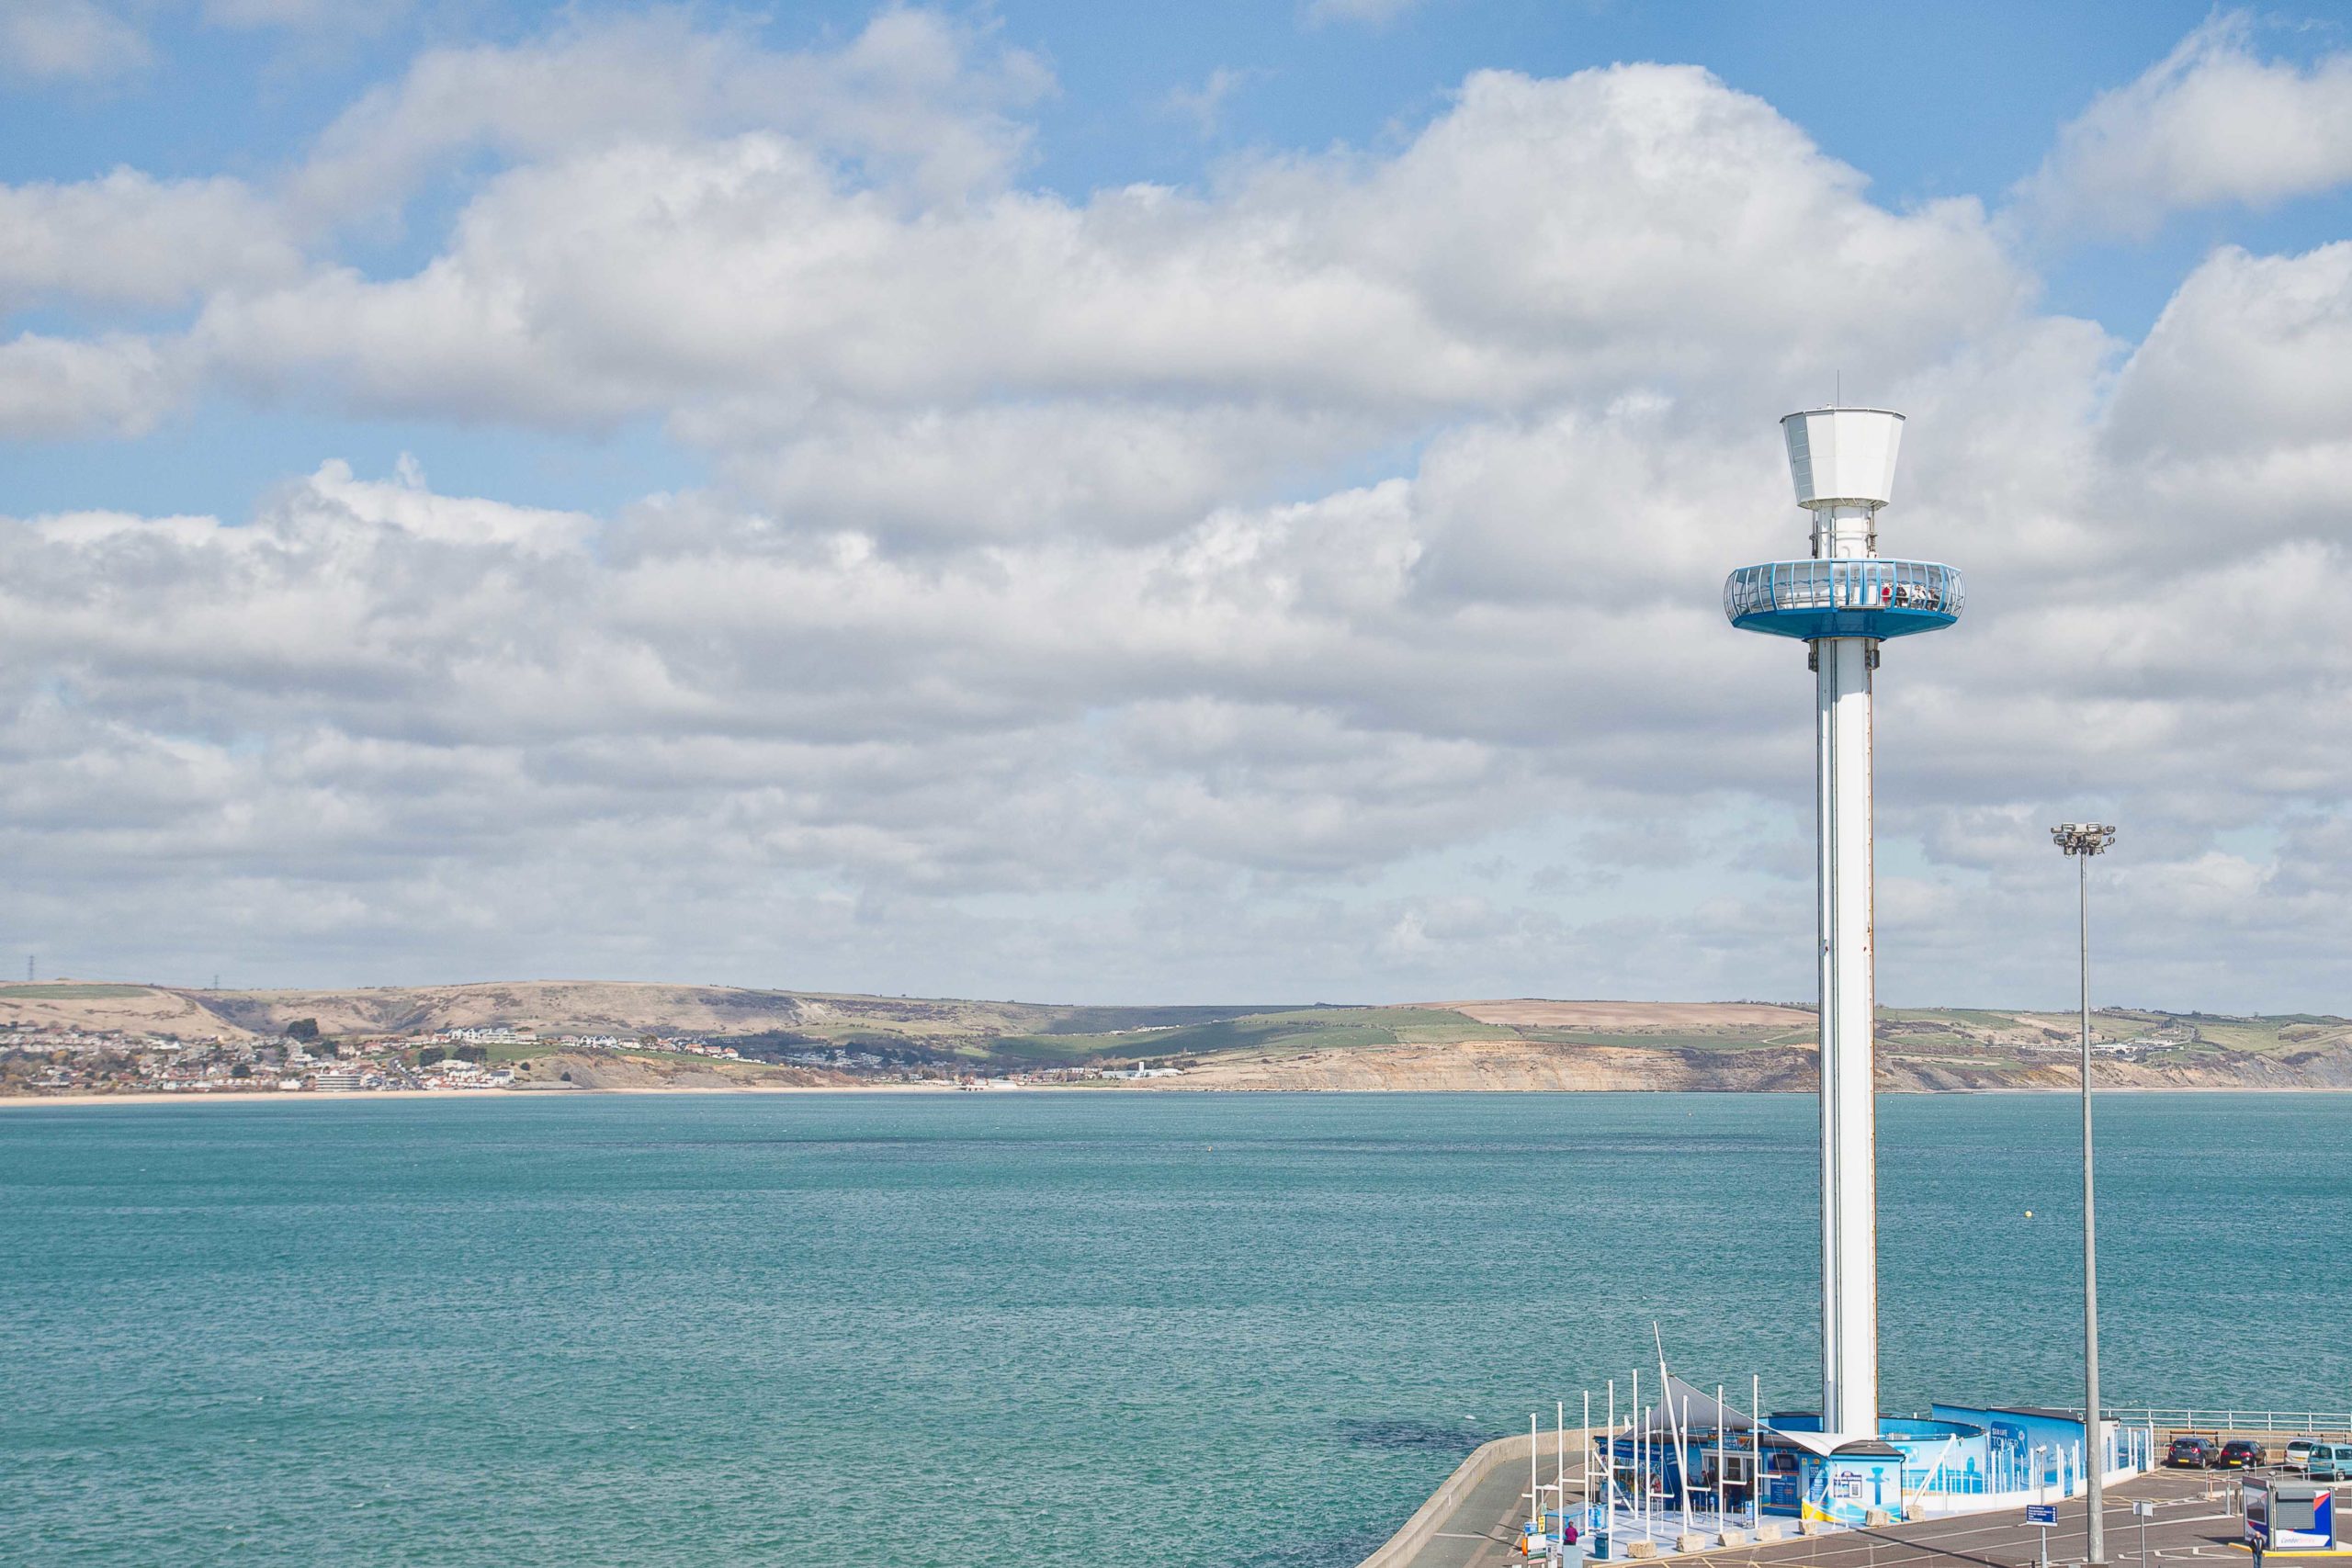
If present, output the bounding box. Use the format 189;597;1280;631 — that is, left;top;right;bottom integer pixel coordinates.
1355;1426;1598;1568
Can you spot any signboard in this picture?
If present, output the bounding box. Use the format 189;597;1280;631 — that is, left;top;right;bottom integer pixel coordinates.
2027;1505;2059;1527
2133;1502;2156;1519
2243;1477;2335;1551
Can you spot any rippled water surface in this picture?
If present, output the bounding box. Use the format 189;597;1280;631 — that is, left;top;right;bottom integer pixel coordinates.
6;1091;2346;1566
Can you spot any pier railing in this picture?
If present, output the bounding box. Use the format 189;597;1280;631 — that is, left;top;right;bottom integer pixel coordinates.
2101;1408;2352;1437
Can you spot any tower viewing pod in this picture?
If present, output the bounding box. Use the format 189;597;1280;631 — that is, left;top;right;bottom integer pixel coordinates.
1724;409;1963;1438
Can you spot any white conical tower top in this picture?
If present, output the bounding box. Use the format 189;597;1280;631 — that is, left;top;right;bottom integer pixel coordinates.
1782;408;1904;512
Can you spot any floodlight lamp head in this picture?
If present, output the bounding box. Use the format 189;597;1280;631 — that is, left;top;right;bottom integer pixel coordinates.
2051;821;2119;856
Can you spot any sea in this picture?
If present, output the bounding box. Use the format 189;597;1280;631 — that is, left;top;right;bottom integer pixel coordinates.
6;1090;2346;1567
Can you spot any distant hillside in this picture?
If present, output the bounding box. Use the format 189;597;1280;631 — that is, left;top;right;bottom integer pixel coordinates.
3;980;2348;1092
0;980;1288;1050
1154;1002;2352;1091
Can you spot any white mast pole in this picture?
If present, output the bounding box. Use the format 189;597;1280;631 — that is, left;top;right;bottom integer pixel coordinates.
1652;1324;1682;1533
1681;1394;1693;1534
1667;1394;1679;1532
1753;1374;1764;1526
1780;410;1907;1441
1585;1389;1593;1530
1817;622;1878;1440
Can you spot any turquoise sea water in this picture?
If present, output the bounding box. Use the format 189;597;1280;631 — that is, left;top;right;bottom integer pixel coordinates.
6;1090;2347;1567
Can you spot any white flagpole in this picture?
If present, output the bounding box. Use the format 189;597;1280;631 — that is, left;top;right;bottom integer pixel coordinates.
1648;1404;1657;1534
1680;1393;1693;1534
1653;1325;1680;1535
1753;1373;1763;1527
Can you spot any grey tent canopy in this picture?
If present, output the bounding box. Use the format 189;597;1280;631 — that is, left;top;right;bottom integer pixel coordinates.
1620;1376;1758;1437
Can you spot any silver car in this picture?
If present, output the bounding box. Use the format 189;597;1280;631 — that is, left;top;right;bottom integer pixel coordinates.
2308;1441;2352;1483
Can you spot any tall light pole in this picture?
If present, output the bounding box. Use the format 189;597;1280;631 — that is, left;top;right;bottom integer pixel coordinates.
2052;821;2117;1566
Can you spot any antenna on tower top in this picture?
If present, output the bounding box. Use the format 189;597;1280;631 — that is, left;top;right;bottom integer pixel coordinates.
1834;371;1841;408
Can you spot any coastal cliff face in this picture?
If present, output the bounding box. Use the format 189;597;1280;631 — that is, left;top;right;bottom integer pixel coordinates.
6;980;2348;1097
1144;1038;2352;1094
1147;1041;1820;1092
1115;998;2352;1093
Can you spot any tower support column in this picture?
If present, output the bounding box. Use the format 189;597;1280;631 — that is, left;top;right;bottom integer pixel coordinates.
1731;407;1955;1446
1815;633;1877;1436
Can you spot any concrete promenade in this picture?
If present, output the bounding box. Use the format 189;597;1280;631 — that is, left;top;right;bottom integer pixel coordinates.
1388;1446;1560;1568
1368;1461;2272;1568
1354;1427;1597;1568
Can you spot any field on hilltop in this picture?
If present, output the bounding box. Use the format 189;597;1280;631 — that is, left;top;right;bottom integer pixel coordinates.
1151;1001;2352;1091
5;980;2349;1092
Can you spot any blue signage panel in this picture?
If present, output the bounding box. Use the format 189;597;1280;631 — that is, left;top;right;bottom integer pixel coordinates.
2027;1505;2059;1527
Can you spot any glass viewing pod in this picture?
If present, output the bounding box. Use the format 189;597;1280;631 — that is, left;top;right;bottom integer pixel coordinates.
1722;558;1963;641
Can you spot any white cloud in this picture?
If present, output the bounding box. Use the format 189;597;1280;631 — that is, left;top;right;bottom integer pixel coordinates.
0;333;180;437
2106;242;2352;465
19;276;2352;1003
288;8;1051;222
197;62;2019;447
2019;12;2352;237
1168;66;1260;137
9;10;2352;1006
709;400;1373;547
0;170;303;312
0;0;148;81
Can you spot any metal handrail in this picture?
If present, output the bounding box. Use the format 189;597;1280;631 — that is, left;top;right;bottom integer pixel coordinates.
2068;1408;2352;1436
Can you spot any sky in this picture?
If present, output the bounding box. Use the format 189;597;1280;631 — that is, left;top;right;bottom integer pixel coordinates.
5;1;2352;1010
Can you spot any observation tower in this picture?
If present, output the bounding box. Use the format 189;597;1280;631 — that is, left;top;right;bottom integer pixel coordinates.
1723;409;1962;1437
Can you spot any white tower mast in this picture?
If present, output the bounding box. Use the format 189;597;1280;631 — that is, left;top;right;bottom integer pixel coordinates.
1796;409;1895;1438
1724;409;1962;1439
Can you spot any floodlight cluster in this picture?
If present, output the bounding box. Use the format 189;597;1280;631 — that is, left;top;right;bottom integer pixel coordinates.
2051;823;2120;856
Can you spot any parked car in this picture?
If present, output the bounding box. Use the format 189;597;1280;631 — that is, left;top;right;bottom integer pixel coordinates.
2284;1439;2316;1473
2219;1440;2266;1470
2167;1436;2222;1469
2308;1442;2352;1482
